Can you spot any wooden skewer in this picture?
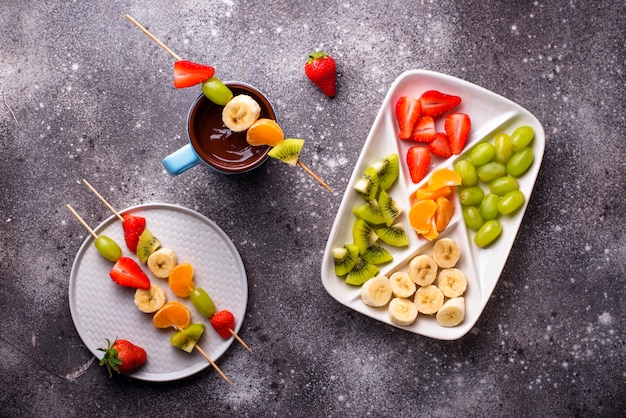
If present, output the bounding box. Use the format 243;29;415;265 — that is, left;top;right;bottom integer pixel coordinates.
297;160;334;193
194;343;231;384
66;204;98;239
82;179;124;222
229;329;252;353
125;14;182;61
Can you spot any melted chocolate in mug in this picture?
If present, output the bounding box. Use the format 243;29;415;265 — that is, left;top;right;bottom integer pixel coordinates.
188;83;275;174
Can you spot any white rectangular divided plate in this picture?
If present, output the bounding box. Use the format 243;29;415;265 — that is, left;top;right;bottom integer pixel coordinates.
321;70;545;340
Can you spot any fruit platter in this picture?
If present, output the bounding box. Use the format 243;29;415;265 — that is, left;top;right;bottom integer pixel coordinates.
321;69;545;340
69;203;248;381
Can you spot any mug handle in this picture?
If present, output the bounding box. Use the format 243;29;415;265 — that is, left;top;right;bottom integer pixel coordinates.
162;143;200;175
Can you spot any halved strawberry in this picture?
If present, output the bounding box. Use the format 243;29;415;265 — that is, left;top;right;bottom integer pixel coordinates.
445;113;471;155
410;116;436;142
395;96;421;140
419;90;462;117
210;310;235;339
429;132;453;158
122;214;146;253
109;257;150;289
406;146;431;184
173;60;215;88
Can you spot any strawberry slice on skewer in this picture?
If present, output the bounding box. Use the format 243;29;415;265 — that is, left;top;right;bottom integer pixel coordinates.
210;310;252;352
173;60;215;88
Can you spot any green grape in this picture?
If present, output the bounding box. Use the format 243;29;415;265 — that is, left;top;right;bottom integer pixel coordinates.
468;142;495;167
459;186;485;206
480;193;501;220
201;77;233;105
507;147;534;177
489;176;519;196
477;162;506;182
454;159;478;187
462;206;484;231
474;220;502;248
498;190;526;215
511;126;535;150
494;133;514;164
94;236;122;262
190;287;217;318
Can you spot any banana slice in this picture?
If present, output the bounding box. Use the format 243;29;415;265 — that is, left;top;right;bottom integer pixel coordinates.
360;276;393;307
408;254;438;286
222;94;261;132
436;297;465;327
388;297;418;326
432;238;461;268
413;285;444;315
147;248;178;279
134;283;167;313
389;271;416;298
437;268;467;298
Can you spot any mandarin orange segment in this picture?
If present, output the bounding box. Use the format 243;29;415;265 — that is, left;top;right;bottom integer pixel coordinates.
246;118;284;147
427;168;462;190
422;216;439;241
152;301;191;329
409;199;438;234
434;196;454;232
168;262;195;297
415;184;452;201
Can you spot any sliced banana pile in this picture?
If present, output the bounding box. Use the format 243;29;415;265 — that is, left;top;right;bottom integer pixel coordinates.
360;237;467;328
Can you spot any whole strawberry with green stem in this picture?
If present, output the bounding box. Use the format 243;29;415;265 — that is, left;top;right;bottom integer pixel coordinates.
304;51;336;97
98;338;147;377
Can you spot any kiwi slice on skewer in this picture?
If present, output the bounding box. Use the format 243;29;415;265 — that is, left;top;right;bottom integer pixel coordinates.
332;243;360;276
268;138;304;166
136;228;161;264
376;223;409;247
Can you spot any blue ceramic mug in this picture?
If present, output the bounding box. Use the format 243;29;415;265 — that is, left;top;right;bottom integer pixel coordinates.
163;82;275;175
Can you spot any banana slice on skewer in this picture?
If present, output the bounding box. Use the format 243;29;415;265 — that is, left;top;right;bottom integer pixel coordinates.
147;248;178;279
222;94;261;132
134;284;167;313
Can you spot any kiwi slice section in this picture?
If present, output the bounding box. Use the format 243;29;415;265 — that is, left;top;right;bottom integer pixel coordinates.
332;243;360;276
354;166;380;201
345;257;379;286
353;200;385;225
352;219;379;255
268;138;304;166
136;228;161;264
378;190;403;227
376;223;409;247
361;242;393;264
371;153;399;190
170;323;205;353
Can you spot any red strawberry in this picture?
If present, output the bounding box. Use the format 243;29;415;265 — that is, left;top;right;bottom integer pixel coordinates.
109;257;150;289
122;214;146;253
304;51;337;97
429;132;453;158
173;60;215;88
410;116;436;142
445;113;471;155
406;146;431;184
395;96;421;140
419;90;462;117
210;309;235;339
98;338;147;377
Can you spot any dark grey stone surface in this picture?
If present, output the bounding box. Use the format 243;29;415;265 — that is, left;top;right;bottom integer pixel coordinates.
1;1;624;416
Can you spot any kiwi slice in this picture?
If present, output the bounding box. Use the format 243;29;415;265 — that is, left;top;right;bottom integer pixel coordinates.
352;219;379;255
332;243;360;276
170;323;205;353
345;257;379;286
353;200;385;225
354;166;380;201
378;190;403;227
376;223;409;247
136;228;161;264
361;242;393;265
371;153;399;190
268;138;304;166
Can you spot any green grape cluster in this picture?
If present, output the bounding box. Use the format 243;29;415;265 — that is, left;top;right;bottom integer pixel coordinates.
454;125;535;248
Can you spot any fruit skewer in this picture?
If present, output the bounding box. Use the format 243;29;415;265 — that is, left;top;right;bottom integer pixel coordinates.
124;14;333;194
